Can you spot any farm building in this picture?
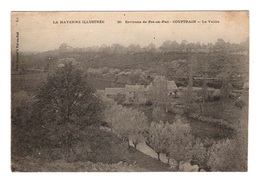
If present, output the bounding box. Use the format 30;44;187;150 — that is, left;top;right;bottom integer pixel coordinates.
105;88;125;97
125;85;147;103
104;76;179;102
146;76;179;96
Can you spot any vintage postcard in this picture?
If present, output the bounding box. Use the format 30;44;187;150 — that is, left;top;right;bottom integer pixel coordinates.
11;11;249;172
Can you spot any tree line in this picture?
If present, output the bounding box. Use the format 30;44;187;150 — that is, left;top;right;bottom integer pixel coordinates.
59;38;248;54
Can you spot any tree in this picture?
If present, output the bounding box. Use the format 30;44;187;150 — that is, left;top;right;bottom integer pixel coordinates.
34;62;102;160
144;43;157;52
217;58;236;108
207;106;248;171
167;119;194;170
149;76;168;112
178;54;199;114
208;139;236;171
159;40;172;52
59;43;70;52
152;107;166;122
196;56;210;113
171;41;180;51
191;138;208;168
213;39;227;53
104;101;148;148
127;44;141;53
111;44;126;54
180;40;188;51
129;69;143;84
147;119;195;167
146;121;169;161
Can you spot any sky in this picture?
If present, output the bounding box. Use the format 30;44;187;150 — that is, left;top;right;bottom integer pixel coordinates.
11;11;249;52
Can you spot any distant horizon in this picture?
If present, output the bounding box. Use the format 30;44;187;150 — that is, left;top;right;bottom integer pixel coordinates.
11;12;249;52
15;38;248;53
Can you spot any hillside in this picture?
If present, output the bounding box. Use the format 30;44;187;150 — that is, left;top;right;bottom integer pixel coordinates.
12;126;171;172
14;50;248;75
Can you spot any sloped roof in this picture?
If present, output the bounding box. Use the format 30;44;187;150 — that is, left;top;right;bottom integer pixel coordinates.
105;88;125;96
125;85;146;92
146;76;178;91
153;76;167;82
167;81;178;90
145;84;153;91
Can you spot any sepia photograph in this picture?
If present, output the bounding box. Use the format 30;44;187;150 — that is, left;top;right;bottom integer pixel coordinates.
11;11;249;172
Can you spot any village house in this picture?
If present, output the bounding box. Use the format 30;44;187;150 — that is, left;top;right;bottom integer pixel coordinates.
104;76;179;103
104;87;125;97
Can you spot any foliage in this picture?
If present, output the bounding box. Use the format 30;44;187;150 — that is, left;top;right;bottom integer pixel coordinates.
207;139;236;171
148;77;168;111
207;106;248;171
167;119;194;166
35;62;102;125
11;91;38;157
152;107;166;122
179;91;200;112
146;118;195;166
128;69;143;84
32;63;103;161
11;91;35;124
146;121;170;160
104;100;149;147
191;138;209;168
